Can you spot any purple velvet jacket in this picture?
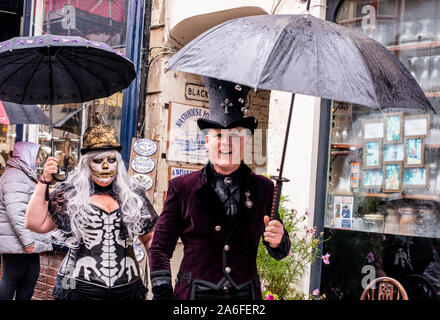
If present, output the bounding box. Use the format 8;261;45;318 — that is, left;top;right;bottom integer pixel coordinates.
149;163;290;300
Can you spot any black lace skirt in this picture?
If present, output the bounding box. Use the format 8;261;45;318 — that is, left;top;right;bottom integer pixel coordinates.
52;276;148;300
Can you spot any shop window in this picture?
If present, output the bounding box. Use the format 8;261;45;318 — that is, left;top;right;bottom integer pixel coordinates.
27;0;129;166
326;0;440;239
321;0;440;300
0;125;17;174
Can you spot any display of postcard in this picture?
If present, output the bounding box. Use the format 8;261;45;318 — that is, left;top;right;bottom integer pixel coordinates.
404;115;429;136
333;196;353;230
362;169;383;188
364;140;382;169
363;120;384;139
404;136;424;167
403;167;428;188
384;113;402;143
383;162;402;192
383;143;404;162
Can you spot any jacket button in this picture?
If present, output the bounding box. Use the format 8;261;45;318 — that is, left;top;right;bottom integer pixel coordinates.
225;267;231;273
215;225;221;231
224;245;230;251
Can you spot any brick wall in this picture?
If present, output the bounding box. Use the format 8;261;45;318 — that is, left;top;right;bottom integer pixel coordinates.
32;251;65;300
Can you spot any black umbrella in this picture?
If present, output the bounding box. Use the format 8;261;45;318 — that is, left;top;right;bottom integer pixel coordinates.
0;33;136;181
0;100;51;125
166;8;435;219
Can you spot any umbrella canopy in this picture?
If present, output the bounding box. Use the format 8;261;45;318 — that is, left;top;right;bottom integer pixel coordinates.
0;34;136;105
167;11;436;220
0;100;51;125
0;33;136;182
168;13;434;113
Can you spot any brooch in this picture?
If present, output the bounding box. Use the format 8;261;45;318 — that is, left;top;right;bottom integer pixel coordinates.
245;191;253;208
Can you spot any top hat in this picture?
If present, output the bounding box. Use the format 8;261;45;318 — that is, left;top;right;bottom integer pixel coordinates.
80;124;122;155
197;76;258;134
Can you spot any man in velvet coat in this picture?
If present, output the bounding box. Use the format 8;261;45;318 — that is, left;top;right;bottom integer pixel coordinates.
149;77;291;300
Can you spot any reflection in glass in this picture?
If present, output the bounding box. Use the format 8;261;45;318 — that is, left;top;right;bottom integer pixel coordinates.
416;19;434;42
429;56;440;92
399;21;417;44
419;56;431;92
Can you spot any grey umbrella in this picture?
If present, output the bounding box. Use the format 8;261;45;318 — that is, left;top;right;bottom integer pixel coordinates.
166;6;435;219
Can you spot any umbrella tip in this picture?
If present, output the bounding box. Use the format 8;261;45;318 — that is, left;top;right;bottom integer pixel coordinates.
306;0;311;11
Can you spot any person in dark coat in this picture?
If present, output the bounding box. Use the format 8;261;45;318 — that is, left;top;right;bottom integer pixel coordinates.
149;76;291;300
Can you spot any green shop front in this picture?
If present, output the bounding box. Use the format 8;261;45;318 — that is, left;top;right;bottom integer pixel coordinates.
313;0;440;300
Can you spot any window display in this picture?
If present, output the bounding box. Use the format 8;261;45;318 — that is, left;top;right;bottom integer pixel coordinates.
325;0;440;239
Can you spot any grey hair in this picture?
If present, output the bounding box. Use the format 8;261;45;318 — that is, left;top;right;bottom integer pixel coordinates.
53;150;148;248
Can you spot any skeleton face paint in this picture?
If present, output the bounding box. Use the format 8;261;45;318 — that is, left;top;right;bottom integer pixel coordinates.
89;154;118;185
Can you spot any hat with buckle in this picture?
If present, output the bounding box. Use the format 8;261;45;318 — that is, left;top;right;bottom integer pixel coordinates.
80;124;122;155
197;76;258;134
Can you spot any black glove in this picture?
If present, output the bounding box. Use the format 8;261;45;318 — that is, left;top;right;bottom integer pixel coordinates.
151;270;173;300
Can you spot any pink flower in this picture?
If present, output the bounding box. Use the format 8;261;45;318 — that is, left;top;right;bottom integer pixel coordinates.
309;226;316;235
366;252;375;263
312;289;320;296
266;294;275;300
322;252;331;265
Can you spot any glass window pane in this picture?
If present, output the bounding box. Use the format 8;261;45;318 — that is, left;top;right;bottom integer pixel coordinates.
323;0;440;300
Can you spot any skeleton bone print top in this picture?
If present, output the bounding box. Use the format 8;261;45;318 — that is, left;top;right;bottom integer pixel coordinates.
48;182;158;290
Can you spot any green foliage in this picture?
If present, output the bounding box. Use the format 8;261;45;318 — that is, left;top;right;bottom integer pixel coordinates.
257;195;326;300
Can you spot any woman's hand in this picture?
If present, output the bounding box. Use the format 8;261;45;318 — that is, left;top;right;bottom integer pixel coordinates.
25;244;34;253
42;157;58;183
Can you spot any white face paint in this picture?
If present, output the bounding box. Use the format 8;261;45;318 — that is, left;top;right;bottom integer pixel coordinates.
89;153;118;186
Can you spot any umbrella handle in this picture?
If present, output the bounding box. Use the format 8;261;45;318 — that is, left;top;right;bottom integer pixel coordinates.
52;156;69;182
269;176;290;220
52;170;68;182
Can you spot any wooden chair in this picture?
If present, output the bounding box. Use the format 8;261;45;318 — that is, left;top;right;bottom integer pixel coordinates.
360;277;409;300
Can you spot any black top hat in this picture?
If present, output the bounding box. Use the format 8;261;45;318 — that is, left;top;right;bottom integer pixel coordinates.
197;76;258;134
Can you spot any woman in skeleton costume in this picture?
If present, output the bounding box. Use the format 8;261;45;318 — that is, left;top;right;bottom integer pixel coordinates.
25;124;158;300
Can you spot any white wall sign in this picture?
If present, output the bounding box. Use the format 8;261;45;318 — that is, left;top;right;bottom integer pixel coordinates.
185;83;209;102
169;166;199;180
167;102;209;164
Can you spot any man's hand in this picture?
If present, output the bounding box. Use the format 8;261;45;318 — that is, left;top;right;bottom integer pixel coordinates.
263;215;284;248
25;244;35;253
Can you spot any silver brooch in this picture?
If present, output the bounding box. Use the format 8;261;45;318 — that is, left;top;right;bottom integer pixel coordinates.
245;191;253;208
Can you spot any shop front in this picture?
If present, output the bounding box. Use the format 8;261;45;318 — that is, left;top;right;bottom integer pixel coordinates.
8;0;146;300
22;0;135;171
318;0;440;299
